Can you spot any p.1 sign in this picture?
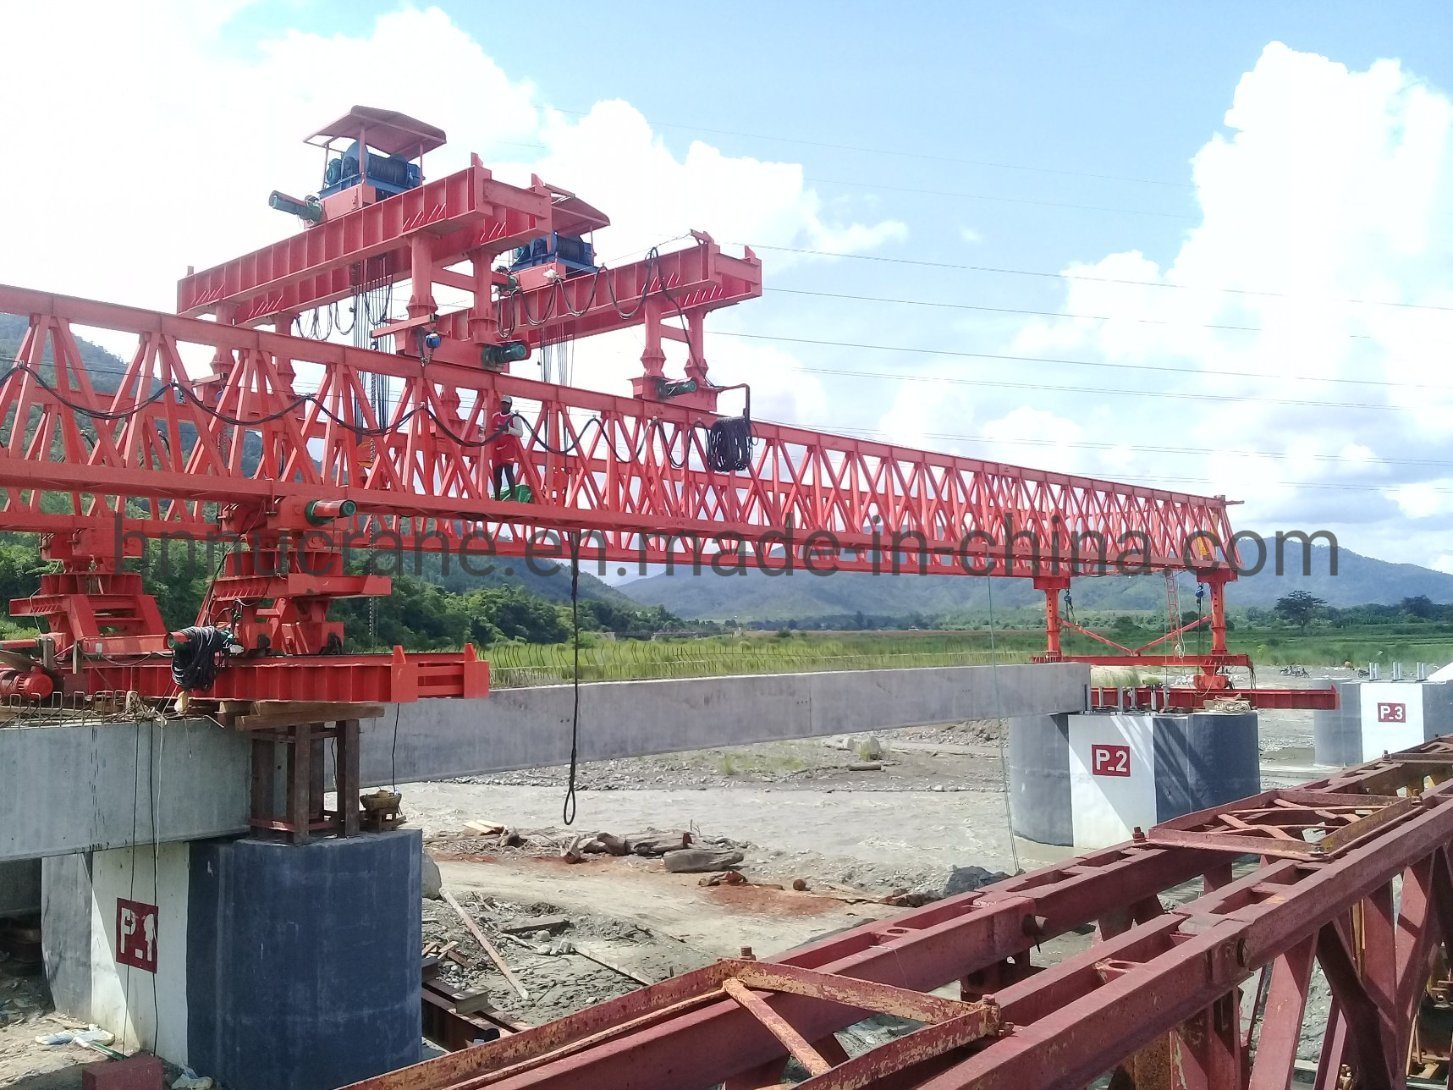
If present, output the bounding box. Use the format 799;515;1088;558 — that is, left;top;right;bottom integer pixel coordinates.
116;899;158;973
1091;743;1131;778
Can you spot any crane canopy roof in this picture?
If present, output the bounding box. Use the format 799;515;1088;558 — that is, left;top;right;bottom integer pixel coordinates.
307;107;447;158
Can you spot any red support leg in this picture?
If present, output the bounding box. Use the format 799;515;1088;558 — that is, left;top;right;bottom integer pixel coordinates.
1034;576;1070;662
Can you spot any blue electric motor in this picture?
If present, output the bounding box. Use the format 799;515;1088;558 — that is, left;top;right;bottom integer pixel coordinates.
321;141;423;199
506;233;597;276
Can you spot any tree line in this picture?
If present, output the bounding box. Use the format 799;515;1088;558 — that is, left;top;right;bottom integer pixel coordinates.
0;535;690;648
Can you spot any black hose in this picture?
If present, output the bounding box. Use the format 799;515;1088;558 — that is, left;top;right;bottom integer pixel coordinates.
705;415;754;472
170;626;230;691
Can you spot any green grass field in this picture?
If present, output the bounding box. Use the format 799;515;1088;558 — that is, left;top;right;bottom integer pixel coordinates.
485;623;1453;687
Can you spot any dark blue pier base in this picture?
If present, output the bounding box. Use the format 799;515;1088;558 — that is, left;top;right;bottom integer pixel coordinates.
188;830;422;1090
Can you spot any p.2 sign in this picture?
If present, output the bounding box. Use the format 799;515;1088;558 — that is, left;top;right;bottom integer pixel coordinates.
1091;743;1131;778
116;899;158;974
1377;702;1407;724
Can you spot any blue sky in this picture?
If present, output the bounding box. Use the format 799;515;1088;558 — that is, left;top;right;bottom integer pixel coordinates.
6;2;1453;569
211;1;1453;274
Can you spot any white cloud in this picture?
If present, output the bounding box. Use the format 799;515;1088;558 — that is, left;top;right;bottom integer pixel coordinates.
1389;480;1453;519
0;4;901;366
883;41;1453;568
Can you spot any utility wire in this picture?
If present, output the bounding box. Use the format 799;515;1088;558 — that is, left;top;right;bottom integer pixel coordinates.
805;176;1188;219
846;429;1453;473
765;287;1375;342
727;342;1430;413
723;330;1450;395
816;422;1453;495
743;244;1453;316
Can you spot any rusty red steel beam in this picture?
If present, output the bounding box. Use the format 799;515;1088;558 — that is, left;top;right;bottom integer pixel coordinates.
340;844;1222;1090
345;740;1453;1090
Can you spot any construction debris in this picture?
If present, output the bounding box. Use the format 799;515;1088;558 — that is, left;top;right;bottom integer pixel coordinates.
626;831;692;856
500;915;570;936
571;944;657;986
663;847;746;874
698;870;748;887
440;891;530;1000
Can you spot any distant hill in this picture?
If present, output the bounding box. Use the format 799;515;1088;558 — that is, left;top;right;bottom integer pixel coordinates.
617;545;1453;622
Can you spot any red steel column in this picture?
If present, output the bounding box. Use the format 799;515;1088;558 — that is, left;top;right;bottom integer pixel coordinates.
1035;576;1071;660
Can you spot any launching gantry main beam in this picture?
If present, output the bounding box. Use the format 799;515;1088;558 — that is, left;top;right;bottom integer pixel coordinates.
0;283;1239;696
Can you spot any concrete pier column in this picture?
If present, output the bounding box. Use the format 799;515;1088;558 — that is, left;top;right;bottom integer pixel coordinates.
1008;712;1260;849
42;829;422;1090
1006;714;1071;846
1314;681;1453;766
1313;681;1365;766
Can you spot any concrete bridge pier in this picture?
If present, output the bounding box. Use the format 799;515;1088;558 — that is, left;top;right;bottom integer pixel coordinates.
1008;711;1260;848
1314;680;1453;765
41;830;422;1090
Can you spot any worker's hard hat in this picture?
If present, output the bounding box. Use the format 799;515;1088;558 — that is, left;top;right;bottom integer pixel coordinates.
500;395;513;406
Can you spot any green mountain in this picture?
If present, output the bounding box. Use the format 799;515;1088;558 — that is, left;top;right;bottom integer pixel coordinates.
616;545;1453;623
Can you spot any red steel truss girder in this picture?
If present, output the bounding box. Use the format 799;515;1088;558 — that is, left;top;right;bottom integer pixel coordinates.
348;740;1453;1090
0;285;1236;580
176;160;555;323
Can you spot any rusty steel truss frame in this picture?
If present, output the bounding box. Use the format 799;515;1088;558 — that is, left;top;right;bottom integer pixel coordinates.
345;736;1453;1090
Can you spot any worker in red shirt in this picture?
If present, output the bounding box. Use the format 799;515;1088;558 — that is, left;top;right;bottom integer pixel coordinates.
489;395;525;499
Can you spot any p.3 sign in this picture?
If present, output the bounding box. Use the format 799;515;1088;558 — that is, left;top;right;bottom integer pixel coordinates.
1377;702;1406;724
1091;743;1131;778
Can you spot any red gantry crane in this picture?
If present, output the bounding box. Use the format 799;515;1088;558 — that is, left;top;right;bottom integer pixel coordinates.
0;108;1319;713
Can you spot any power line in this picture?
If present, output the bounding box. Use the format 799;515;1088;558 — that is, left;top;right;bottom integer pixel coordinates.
747;243;1453;317
718;330;1453;402
552;108;1192;190
804;177;1188;220
818;422;1451;497
872;429;1453;473
765;286;1374;341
